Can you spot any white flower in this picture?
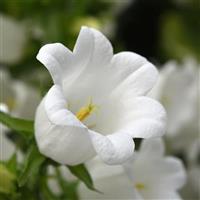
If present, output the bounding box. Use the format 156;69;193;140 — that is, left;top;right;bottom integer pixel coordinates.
150;59;198;137
0;69;40;119
123;139;186;199
0;14;27;64
79;139;186;199
0;104;15;161
0;69;40;160
149;59;199;157
79;157;138;199
35;26;166;165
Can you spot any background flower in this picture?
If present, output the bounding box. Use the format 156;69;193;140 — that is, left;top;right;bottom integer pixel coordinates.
149;59;199;160
79;139;186;199
0;69;40;160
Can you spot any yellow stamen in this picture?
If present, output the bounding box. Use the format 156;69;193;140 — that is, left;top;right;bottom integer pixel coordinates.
135;183;145;190
76;99;97;122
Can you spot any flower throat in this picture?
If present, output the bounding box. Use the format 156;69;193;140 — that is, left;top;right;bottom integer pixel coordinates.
76;99;97;122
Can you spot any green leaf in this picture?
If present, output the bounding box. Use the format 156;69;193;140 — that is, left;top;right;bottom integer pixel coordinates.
6;154;17;174
0;164;16;194
18;145;45;187
161;10;200;62
0;111;34;137
67;164;98;192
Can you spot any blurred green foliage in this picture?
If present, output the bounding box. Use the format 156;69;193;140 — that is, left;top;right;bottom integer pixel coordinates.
160;2;200;62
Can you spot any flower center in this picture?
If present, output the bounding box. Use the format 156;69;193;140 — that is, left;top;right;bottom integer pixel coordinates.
135;183;145;190
76;99;97;122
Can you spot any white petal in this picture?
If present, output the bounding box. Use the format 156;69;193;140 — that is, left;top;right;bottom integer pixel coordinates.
111;51;147;86
73;26;94;68
61;27;113;111
122;97;166;138
12;81;40;119
61;27;95;100
0;69;39;119
0;103;9;113
111;62;158;99
36;43;73;85
125;155;186;192
34;85;96;165
150;60;199;137
62;26;95;88
142;190;181;199
155;156;187;190
79;157;140;199
124;139;186;196
139;138;165;158
63;26;113;87
89;27;113;67
89;130;134;165
149;62;176;99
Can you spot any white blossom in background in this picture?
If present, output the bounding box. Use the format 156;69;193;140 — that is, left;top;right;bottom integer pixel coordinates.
0;69;40;160
149;59;199;157
0;104;14;161
181;166;200;199
79;139;186;199
0;14;27;64
79;157;137;199
0;69;40;119
123;139;186;199
35;26;166;166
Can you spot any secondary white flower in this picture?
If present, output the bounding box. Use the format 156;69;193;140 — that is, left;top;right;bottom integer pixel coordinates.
0;69;40;160
149;59;199;157
79;139;186;199
150;59;198;136
79;157;138;199
0;69;40;119
0;14;27;64
123;139;186;199
0;104;15;161
35;26;166;165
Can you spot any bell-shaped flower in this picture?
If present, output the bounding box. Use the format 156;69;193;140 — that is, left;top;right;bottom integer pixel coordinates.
123;138;186;199
150;59;198;137
79;139;186;199
35;26;166;165
0;104;15;161
149;58;199;159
